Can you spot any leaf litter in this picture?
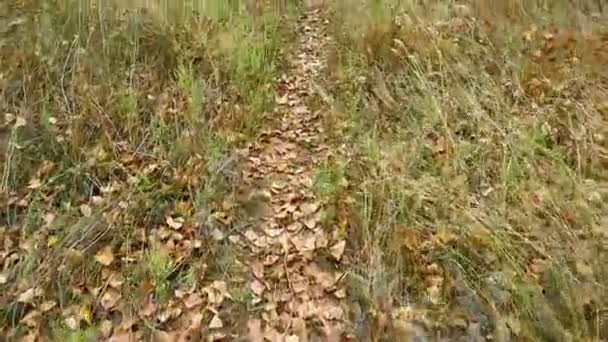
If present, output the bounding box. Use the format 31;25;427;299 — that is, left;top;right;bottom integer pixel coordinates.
229;8;351;340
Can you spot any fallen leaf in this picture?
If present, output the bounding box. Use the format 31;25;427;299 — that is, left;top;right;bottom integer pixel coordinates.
40;300;57;312
329;241;346;261
139;295;156;317
47;235;59;247
79;204;92;217
166;216;184;230
94;245;114;266
287;222;303;232
209;315;223;329
210;228;224;241
99;319;114;337
27;178;42;189
79;304;92;325
263;254;280;266
17;288;36;303
100;288;121;310
333;288;347;299
0;272;8;284
183;292;204;309
65;316;79;330
252;260;264;280
20;309;41;327
300;202;319;216
302;215;319;229
250;279;265;296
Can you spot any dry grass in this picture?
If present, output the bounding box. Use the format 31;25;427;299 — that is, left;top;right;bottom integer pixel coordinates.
0;0;299;339
322;0;608;340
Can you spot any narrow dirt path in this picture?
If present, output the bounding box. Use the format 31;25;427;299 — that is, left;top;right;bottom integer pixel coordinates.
238;8;348;341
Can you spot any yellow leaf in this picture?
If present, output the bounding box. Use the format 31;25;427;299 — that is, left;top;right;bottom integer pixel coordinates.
94;246;114;266
337;217;348;238
80;304;92;325
47;235;59;248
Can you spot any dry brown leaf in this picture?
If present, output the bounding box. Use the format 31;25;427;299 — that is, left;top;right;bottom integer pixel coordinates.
27;178;42;189
183;292;203;309
79;204;92;217
333;288;347;299
329;241;346;261
263;254;280;266
300;202;319;216
108;273;124;288
139;295;156;318
166;216;184;230
287;222;303;232
17;288;36;303
302;215;319;229
304;263;335;289
94;245;114;266
209;315;223;329
40;300;57;312
20;310;41;328
291;232;316;255
250;279;265;296
100;288;121;310
252;260;264;280
65;316;79;330
99;319;114;337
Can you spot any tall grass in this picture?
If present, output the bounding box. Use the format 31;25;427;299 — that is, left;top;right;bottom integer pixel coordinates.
324;0;608;340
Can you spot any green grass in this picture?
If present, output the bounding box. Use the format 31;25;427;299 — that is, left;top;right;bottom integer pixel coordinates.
0;0;299;339
324;0;608;340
